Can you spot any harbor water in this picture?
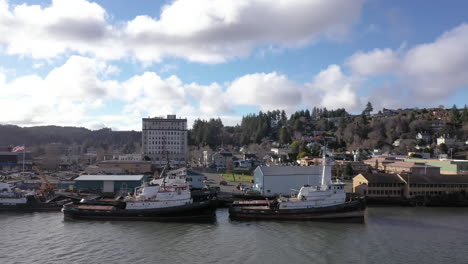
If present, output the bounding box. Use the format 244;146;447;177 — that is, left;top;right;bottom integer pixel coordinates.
1;207;467;264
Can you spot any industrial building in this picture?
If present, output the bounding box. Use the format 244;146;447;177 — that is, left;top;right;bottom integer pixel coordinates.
74;175;146;193
353;172;405;200
253;165;329;196
404;159;468;175
0;151;32;171
353;172;468;199
142;115;188;167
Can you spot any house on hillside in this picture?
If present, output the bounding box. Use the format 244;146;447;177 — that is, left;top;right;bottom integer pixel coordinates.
416;132;431;144
437;135;456;146
211;152;233;168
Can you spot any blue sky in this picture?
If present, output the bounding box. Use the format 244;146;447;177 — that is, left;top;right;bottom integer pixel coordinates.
0;0;467;130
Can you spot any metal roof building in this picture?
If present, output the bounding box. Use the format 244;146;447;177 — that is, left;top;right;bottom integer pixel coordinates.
74;175;146;193
253;165;329;196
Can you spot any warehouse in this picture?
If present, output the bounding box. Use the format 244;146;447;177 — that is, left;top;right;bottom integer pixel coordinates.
74;175;146;194
253;165;329;196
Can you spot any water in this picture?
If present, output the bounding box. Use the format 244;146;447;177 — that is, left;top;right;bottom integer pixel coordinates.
1;207;468;264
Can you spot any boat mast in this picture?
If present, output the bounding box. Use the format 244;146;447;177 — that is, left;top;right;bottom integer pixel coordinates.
22;144;25;173
321;146;331;188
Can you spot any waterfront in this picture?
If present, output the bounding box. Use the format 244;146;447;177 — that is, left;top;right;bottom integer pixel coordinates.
1;207;468;264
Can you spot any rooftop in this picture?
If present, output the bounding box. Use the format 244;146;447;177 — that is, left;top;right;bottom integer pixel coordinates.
386;161;438;169
400;174;468;184
358;172;404;184
98;160;151;164
258;165;321;176
75;175;144;181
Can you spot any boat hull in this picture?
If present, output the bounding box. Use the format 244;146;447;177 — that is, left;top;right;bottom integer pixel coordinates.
229;199;366;222
0;196;68;211
62;200;217;221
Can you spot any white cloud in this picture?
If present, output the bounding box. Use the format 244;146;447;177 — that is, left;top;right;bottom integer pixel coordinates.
0;0;364;64
305;65;361;111
226;72;302;112
345;48;400;75
402;23;468;99
124;0;364;64
0;0;123;59
0;54;366;129
0;55;120;126
344;23;468;106
186;82;232;115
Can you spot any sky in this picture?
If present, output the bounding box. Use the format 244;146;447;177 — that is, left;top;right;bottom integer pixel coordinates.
0;0;467;131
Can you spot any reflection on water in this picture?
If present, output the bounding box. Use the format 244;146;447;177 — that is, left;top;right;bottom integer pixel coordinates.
1;207;467;264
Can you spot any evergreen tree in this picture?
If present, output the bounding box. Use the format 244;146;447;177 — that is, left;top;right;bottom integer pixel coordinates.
311;107;318;120
461;105;468;123
279;126;291;145
305;109;311;120
362;102;373;116
344;163;354;178
450;104;460;124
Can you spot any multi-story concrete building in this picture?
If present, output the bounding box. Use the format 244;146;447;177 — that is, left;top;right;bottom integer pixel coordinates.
142;115;188;167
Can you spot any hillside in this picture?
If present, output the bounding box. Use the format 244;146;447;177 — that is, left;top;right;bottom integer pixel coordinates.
0;125;141;152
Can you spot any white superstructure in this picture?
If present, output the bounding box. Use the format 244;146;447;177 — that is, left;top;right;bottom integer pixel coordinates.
152;168;205;189
277;155;346;209
123;180;192;210
0;182;32;205
142;115;188;167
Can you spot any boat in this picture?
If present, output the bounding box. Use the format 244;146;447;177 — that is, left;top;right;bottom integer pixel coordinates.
151;168;218;202
229;155;367;222
0;182;72;211
62;181;217;221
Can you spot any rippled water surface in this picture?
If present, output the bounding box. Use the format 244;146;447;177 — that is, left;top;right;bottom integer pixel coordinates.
1;207;468;264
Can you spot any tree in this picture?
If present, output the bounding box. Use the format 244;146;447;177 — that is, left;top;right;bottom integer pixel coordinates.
290;140;302;155
226;161;235;182
450;104;460;125
310;144;321;157
279;126;291;145
460;105;468;124
344;163;354;178
362;102;373;116
438;143;448;154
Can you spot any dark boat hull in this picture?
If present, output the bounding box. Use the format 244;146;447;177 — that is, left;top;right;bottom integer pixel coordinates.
62;200;217;221
229;199;366;222
0;196;68;211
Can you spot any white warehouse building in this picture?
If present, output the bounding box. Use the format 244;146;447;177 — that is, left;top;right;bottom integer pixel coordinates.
253;165;330;196
142;115;188;167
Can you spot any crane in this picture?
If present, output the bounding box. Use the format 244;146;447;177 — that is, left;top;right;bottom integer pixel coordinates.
32;164;55;198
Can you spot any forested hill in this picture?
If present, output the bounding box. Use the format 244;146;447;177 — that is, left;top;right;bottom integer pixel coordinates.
1;104;467;157
190;105;468;157
0;125;141;150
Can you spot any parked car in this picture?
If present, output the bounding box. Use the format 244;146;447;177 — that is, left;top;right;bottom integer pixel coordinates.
219;180;228;186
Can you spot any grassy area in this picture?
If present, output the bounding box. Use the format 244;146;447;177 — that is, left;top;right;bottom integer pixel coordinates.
220;173;253;183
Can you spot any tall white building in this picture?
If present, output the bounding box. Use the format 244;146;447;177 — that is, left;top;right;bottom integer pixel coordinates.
142;115;188;167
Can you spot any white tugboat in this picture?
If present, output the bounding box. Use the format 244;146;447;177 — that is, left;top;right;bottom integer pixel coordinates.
229;155;366;222
62;179;216;221
0;182;71;211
